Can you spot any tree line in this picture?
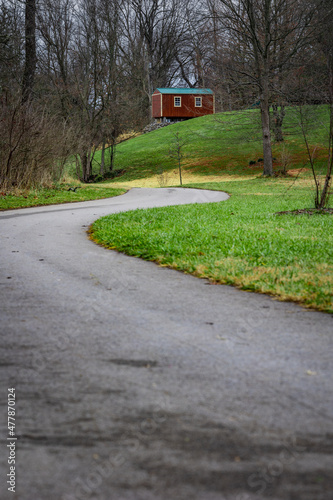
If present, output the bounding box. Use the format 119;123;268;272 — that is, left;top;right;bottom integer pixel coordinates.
0;0;332;188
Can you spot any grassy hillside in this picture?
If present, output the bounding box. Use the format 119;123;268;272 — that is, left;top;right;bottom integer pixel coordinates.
90;105;330;183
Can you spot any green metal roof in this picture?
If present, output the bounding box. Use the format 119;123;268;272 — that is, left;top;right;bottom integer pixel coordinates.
155;88;213;95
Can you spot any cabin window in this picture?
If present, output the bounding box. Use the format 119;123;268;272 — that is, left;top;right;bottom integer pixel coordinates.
174;96;181;107
195;97;202;107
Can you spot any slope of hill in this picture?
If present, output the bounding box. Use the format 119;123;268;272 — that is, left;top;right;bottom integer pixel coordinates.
92;106;330;185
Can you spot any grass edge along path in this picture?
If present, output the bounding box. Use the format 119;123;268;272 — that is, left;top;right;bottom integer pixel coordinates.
90;180;333;314
0;186;127;211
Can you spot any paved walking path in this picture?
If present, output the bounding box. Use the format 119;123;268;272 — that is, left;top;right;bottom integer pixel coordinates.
1;188;332;500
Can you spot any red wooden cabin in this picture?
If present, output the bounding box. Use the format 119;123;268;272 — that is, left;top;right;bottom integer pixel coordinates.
152;88;215;122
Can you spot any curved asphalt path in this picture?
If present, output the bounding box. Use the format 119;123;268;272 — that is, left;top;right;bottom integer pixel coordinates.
0;187;332;500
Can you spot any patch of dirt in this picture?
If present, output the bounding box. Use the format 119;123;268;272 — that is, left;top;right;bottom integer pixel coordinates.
106;171;250;189
287;168;310;176
275;208;333;215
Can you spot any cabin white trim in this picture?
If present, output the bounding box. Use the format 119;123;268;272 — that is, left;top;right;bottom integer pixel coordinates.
174;96;181;107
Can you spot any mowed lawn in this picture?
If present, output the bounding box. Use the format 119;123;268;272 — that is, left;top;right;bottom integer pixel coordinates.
0;185;126;210
90;177;333;313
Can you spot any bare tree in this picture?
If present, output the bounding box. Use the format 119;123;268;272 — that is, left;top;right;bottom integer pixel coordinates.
215;0;323;176
307;0;333;208
97;0;125;173
122;0;186;122
175;4;213;89
22;0;36;102
38;0;126;181
168;131;187;185
0;1;23;94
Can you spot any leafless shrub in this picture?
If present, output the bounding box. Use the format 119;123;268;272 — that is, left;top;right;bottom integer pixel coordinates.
279;144;292;174
0;96;71;190
298;104;333;209
168;131;187;185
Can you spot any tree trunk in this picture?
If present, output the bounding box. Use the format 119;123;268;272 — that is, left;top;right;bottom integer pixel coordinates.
272;104;285;142
80;151;92;183
109;142;116;172
318;91;333;208
260;82;274;176
178;157;182;186
100;138;106;176
22;0;36;103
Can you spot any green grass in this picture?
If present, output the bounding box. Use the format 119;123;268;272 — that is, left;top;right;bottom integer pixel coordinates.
0;185;126;210
88;105;331;182
90;177;333;313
